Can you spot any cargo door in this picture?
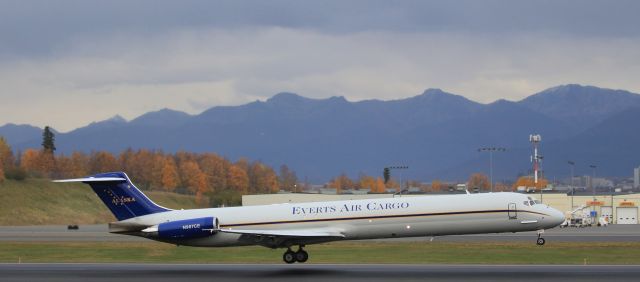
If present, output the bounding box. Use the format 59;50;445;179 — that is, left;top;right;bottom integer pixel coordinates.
508;203;517;219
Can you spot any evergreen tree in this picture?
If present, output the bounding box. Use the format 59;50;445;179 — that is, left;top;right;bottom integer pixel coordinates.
42;126;56;153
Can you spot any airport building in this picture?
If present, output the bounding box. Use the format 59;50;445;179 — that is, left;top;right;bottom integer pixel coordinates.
634;166;640;189
243;192;640;225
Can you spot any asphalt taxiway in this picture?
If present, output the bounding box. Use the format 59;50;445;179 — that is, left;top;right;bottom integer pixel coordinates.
1;263;639;282
1;224;640;242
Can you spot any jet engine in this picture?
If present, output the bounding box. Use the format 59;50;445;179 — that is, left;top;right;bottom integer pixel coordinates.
144;217;219;239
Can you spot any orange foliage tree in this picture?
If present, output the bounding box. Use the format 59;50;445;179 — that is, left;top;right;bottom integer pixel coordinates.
69;151;89;177
227;164;249;195
0;137;14;169
328;173;353;194
13;144;292;207
89;151;119;173
431;180;442;192
468;173;490;191
373;177;387;193
0;137;13;182
198;153;227;191
279;165;297;191
358;175;376;192
512;176;548;191
160;157;179;192
20;149;42;176
248;161;279;194
179;160;205;194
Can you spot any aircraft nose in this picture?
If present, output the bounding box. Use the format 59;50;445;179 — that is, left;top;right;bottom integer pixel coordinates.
548;206;565;227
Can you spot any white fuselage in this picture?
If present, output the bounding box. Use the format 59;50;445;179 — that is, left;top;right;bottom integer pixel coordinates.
114;192;564;247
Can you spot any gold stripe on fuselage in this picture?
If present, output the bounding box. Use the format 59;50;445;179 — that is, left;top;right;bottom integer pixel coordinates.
221;209;549;228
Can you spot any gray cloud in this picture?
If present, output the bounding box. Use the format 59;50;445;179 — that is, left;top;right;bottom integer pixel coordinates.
1;1;639;131
2;0;639;57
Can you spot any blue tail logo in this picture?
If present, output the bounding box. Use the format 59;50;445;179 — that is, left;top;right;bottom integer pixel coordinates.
56;172;170;221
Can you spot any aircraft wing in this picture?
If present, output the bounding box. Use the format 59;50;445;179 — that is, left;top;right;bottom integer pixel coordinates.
218;228;345;248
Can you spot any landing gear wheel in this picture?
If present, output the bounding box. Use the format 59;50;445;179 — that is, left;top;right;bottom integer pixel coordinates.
295;250;309;263
536;238;546;246
283;249;296;264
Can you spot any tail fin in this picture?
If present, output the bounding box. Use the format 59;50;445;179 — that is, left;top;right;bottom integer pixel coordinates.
54;172;170;221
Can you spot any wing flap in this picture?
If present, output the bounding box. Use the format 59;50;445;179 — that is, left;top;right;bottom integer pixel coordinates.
219;228;344;238
218;228;345;248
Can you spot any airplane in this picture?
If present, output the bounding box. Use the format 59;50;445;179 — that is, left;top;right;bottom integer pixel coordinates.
55;171;565;264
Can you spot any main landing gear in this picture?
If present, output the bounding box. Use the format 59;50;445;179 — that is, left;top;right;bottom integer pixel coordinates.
536;230;546;246
283;245;309;264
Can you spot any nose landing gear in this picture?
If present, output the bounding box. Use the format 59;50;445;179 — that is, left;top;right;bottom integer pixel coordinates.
536;230;546;246
283;245;309;264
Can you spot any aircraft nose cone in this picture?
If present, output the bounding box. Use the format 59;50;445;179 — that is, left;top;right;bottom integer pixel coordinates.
549;207;565;227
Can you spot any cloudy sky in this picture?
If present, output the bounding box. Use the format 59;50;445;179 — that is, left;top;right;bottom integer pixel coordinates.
1;0;639;131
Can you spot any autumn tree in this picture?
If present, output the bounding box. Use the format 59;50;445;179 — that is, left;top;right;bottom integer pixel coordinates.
468;173;490;191
130;149;156;188
0;137;15;182
20;149;43;177
53;154;72;178
179;160;206;194
227;164;249;195
89;151;119;174
198;153;228;192
431;180;442;192
279;165;298;191
358;175;376;192
149;151;166;190
512;176;548;191
39;151;56;178
175;159;209;206
248;161;279;194
160;156;179;192
328;173;353;194
194;174;210;207
118;148;135;175
69;151;89;177
0;137;14;169
373;177;387;193
264;169;280;193
385;178;398;191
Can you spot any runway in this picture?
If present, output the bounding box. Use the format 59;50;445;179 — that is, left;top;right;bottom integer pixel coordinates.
1;224;640;242
1;263;639;282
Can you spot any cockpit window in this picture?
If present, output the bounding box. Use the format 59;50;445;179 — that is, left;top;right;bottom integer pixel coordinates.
534;200;542;204
523;201;530;206
530;200;536;205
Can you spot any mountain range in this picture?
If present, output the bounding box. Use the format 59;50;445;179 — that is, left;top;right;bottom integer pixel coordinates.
2;84;639;183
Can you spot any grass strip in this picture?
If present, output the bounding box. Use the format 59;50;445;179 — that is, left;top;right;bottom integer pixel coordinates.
2;241;640;264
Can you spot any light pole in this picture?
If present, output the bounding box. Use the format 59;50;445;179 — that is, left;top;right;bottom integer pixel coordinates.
478;147;506;192
568;161;575;210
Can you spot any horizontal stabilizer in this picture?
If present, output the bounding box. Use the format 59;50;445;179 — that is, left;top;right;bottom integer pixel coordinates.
53;177;127;183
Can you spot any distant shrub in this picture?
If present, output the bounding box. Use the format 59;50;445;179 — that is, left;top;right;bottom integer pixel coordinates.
5;167;27;181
